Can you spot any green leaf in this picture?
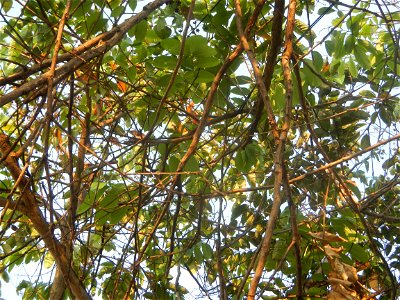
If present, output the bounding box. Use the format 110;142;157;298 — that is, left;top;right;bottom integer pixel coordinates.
234;143;258;173
331;217;355;239
272;239;287;260
134;20;147;42
312;51;324;71
201;243;213;260
332;16;345;27
86;11;107;35
379;107;392;126
394;102;400;120
126;67;136;82
344;35;355;54
359;90;375;98
2;242;12;254
111;6;125;18
348;59;358;78
168;155;180;172
1;0;12;13
99;183;125;209
347;243;370;262
17;280;29;292
325;40;334;56
94;210;109;226
302;63;323;87
347;13;365;35
109;206;128;224
318;6;334;15
184;35;219;68
332;60;345;84
382;155;397;170
360;134;370;148
354;46;371;69
295;19;316;41
154;18;171;39
152;55;177;69
184;155;199;172
271;82;285;110
186;70;215;83
189;55;220;68
128;0;137;11
160;38;180;55
234;150;245;172
231;204;247;220
347;180;362;199
193;244;203;264
1;270;9;283
77;184;106;214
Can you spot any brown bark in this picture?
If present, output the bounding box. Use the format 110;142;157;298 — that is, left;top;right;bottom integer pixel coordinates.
0;134;91;299
247;0;297;297
50;269;66;300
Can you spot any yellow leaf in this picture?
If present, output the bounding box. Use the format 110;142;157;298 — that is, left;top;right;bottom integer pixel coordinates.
44;251;55;269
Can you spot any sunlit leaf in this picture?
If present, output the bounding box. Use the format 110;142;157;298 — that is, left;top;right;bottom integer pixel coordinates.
354;45;371;69
348;59;358;78
44;252;54;269
1;0;12;13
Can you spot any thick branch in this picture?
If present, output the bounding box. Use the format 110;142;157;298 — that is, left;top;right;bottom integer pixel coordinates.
247;0;297;297
0;134;91;299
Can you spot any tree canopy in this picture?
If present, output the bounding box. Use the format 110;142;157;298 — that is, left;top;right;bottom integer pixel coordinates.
0;0;399;299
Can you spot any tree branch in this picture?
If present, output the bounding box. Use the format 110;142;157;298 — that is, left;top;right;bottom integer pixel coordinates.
0;0;169;107
247;0;297;296
0;133;91;299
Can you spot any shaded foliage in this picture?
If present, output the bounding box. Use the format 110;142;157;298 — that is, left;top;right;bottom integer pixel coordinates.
0;0;399;299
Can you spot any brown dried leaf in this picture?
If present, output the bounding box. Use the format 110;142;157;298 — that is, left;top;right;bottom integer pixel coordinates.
330;282;359;300
332;258;348;280
343;262;358;283
328;290;346;300
309;231;347;242
324;245;344;257
367;273;379;291
329;276;353;287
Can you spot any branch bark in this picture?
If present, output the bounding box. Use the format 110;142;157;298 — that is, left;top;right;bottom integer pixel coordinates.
46;2;72;298
247;0;297;297
0;133;91;299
